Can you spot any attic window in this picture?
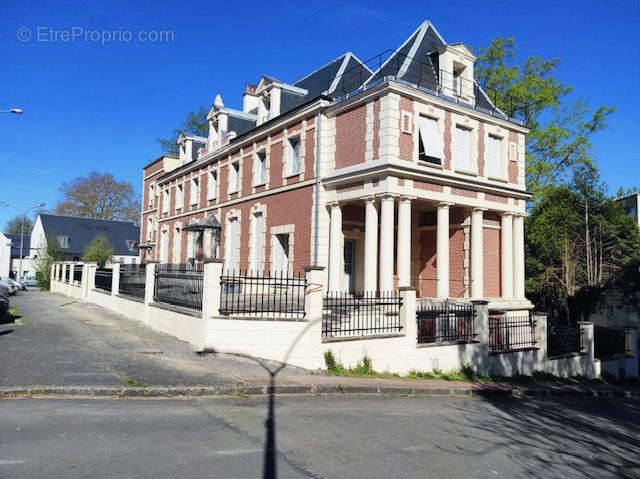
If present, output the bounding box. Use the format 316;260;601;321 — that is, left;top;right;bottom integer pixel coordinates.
57;235;69;249
452;69;462;96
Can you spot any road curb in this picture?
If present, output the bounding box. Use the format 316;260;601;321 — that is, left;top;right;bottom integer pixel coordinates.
1;384;638;400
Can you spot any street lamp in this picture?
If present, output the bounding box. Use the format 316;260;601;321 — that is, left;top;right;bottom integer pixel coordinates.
0;108;23;114
0;202;45;280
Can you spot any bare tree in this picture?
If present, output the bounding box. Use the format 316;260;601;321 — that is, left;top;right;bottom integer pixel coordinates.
55;171;140;223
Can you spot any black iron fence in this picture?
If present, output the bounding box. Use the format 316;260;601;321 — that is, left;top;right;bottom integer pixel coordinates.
489;312;537;352
547;318;584;358
594;326;627;359
119;264;146;299
220;270;306;318
322;291;402;338
416;300;475;344
94;267;113;292
64;265;70;283
154;263;203;311
73;264;83;284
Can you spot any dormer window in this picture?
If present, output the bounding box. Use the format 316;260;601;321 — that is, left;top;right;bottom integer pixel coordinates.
57;235;69;249
254;151;267;186
285;136;301;177
452;68;462;96
417;116;444;165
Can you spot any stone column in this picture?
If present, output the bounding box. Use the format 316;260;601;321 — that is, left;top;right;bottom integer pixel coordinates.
201;259;223;351
378;195;395;292
500;213;514;299
363;197;378;292
111;263;120;296
328;203;343;292
144;262;157;305
470;208;485;299
436;203;451;299
513;214;525;299
397;197;413;288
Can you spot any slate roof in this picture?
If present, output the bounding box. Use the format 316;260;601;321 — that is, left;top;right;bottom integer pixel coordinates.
38;214;140;256
227;114;255;137
6;234;31;258
293;52;372;99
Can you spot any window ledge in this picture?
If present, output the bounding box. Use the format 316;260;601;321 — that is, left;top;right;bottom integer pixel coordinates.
418;160;443;170
487;175;508;183
454;169;478;177
284;172;301;179
253;182;266;188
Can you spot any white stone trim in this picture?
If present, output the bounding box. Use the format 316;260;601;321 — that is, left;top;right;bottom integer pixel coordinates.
248;203;267;273
270;224;295;275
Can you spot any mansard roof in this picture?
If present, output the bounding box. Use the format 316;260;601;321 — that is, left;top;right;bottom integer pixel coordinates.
364;20;445;90
293;51;372;98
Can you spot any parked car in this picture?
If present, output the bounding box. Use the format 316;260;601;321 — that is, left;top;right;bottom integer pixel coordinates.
20;275;38;289
0;285;9;319
0;278;19;295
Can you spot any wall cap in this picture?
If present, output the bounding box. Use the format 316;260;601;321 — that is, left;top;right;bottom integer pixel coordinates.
204;259;224;264
398;286;418;292
471;300;489;305
304;265;325;272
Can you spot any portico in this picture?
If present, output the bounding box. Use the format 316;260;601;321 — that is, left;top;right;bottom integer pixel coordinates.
326;195;526;303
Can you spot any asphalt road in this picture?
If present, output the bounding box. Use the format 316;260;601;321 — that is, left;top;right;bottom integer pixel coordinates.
1;395;639;478
0;291;309;388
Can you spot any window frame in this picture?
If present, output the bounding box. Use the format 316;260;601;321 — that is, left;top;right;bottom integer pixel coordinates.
228;162;240;194
253;150;267;186
284;136;301;178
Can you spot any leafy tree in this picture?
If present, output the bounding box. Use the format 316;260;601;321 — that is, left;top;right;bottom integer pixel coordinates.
35;234;64;290
156;107;208;154
4;215;33;235
82;235;114;267
475;37;614;200
55;171;140;223
526;171;640;321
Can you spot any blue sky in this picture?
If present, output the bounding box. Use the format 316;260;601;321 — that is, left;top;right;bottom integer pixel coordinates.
1;0;638;228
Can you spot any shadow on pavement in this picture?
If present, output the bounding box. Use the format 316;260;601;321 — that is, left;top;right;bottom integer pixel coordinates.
450;395;640;478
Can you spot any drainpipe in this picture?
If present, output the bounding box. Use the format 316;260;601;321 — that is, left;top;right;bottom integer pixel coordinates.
313;111;322;265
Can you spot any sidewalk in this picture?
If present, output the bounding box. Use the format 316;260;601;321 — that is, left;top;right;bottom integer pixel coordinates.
2;291;638;400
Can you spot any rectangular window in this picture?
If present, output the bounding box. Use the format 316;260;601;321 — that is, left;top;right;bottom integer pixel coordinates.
273;233;290;275
208;171;218;200
254;151;267;186
251;212;265;271
417;116;444;165
147;217;153;241
453;69;462;96
57;235;69;249
229;162;239;193
486;135;503;178
162;189;170;213
172;226;182;263
285;137;301;177
176;184;184;210
190;178;199;205
225;218;239;270
454;126;471;171
148;184;155;207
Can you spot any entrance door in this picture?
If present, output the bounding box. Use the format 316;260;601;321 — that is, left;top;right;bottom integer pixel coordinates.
343;240;355;292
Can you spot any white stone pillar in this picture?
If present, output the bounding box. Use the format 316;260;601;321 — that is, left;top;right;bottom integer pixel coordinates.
436;203;451;299
363;197;378;292
470;208;485;299
513;214;525;299
144;262;157;305
397;197;412;288
201;259;223;352
379;195;395;292
500;213;514;299
328;203;343;292
111;263;120;296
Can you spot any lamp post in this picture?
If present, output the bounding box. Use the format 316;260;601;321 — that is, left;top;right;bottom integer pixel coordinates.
0;202;45;280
